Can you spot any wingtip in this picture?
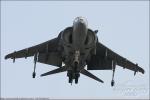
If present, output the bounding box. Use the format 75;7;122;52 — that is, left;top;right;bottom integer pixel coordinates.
5;53;14;60
142;70;145;74
140;67;145;74
4;55;9;60
136;64;145;74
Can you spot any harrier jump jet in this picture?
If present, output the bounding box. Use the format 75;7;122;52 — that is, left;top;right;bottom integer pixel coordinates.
5;17;145;86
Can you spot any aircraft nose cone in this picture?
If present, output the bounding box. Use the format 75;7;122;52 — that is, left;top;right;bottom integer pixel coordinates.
73;16;88;26
79;18;84;23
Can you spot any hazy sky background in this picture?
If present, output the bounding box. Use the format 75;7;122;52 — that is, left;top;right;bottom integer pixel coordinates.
1;1;149;99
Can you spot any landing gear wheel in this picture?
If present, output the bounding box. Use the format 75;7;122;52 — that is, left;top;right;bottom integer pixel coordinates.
111;80;115;87
32;53;38;78
75;77;78;84
75;73;80;84
32;72;36;78
69;76;73;83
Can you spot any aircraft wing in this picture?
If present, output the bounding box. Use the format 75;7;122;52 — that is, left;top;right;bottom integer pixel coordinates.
5;38;59;60
87;42;145;74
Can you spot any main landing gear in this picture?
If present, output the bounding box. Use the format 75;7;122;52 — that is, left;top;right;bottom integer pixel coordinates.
75;73;80;84
67;71;80;84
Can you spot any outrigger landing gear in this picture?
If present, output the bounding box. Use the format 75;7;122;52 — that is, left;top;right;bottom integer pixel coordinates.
32;53;38;78
13;51;16;63
111;79;115;87
111;60;116;87
32;72;36;78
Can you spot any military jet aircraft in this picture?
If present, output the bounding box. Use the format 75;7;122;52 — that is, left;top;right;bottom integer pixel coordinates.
5;17;145;86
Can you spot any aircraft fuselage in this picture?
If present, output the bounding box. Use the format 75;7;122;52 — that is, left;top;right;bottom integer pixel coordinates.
61;17;97;83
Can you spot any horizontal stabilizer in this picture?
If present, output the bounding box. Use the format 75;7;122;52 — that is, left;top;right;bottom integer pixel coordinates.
81;69;104;83
41;67;67;77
